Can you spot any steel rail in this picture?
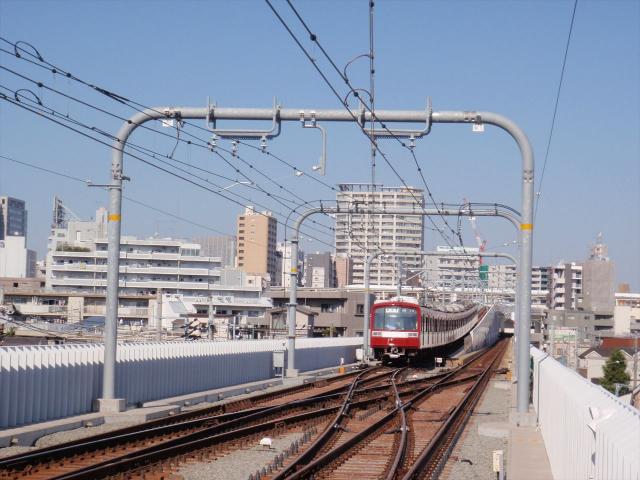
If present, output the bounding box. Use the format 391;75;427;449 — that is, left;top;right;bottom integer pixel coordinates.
270;367;401;480
0;367;389;473
275;343;503;480
400;339;509;480
50;369;390;480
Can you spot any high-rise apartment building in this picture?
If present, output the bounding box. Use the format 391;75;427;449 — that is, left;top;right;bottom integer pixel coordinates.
0;196;28;240
193;235;236;268
549;262;583;311
335;184;424;286
236;207;277;281
424;246;480;285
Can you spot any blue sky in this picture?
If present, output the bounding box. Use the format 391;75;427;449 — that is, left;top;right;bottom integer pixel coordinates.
0;0;638;289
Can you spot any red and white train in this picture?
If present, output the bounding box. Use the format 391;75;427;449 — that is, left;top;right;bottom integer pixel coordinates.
370;296;480;363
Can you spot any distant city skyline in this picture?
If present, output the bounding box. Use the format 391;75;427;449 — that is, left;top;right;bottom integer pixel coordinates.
0;1;637;289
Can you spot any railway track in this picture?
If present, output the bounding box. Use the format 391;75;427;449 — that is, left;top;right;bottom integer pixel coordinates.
265;339;508;480
0;342;507;480
0;366;395;479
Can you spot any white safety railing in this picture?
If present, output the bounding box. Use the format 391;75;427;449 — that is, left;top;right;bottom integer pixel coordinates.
0;337;362;429
466;305;500;352
531;346;640;480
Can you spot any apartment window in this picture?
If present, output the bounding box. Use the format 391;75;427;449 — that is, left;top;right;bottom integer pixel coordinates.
321;303;336;313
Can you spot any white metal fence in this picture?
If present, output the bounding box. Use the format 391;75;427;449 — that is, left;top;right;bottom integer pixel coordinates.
465;305;500;352
0;337;362;429
531;346;640;480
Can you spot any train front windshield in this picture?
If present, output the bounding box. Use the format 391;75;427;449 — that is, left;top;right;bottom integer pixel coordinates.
373;306;418;331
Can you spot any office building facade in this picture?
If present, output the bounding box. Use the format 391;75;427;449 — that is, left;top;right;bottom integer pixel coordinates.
0;196;28;240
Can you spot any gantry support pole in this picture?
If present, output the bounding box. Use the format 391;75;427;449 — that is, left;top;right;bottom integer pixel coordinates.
105;105;533;413
101;107;212;411
292;206;521;373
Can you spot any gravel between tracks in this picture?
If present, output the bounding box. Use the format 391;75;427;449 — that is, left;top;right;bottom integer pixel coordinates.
440;347;511;480
0;419;141;459
177;432;303;480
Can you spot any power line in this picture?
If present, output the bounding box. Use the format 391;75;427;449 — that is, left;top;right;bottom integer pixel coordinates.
0;89;338;249
0;154;235;237
0;35;451;265
535;0;579;222
1;85;389;257
265;0;462;253
0;37;439;251
0;62;338;234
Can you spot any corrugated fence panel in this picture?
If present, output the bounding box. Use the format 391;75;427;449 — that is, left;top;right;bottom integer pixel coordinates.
0;338;361;429
531;346;640;480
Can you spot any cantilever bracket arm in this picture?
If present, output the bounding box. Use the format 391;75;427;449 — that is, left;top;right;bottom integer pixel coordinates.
299;110;327;175
362;97;433;143
206;97;282;140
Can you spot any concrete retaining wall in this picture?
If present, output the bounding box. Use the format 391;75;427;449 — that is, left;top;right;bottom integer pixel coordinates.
0;337;362;429
531;346;640;480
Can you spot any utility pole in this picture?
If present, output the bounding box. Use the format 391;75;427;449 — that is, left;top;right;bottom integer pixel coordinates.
549;316;555;358
207;295;215;340
155;289;162;341
633;333;638;391
396;257;402;297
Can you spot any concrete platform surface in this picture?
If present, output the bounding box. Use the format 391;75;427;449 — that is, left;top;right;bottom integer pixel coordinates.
507;424;553;480
0;413;105;448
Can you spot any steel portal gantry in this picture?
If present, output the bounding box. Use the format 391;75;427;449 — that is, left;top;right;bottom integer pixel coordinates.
102;105;533;415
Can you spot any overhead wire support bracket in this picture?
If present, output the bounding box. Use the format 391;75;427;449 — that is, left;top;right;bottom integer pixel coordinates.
362;97;433;142
206;96;282;141
299;110;327;175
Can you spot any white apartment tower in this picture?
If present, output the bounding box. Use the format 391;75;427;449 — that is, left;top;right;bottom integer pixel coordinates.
335;184;424;286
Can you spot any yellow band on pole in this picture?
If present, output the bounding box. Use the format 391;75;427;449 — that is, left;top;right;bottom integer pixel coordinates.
291;267;297;273
108;214;121;222
520;223;533;231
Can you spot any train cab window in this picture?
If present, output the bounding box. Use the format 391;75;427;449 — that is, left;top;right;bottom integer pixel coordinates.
374;307;418;331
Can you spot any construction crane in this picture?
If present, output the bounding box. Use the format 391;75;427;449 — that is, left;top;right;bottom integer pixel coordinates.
464;198;489;284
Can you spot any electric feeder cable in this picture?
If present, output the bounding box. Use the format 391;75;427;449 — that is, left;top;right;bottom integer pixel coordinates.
0;41;420;242
265;0;461;253
281;0;463;244
1;38;443;267
0;62;394;249
0;85;324;238
278;1;484;269
535;0;579;222
0;84;337;242
0;91;337;249
0;63;337;234
0;154;237;238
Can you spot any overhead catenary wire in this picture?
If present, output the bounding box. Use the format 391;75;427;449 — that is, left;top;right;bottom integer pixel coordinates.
0;84;336;243
0;86;388;258
0;38;443;250
0;90;338;249
534;0;579;222
265;0;463;253
0;61;338;234
1;35;460;267
0;153;277;248
0;52;400;256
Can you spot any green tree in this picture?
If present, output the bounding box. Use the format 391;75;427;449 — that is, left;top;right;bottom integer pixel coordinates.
600;349;630;395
